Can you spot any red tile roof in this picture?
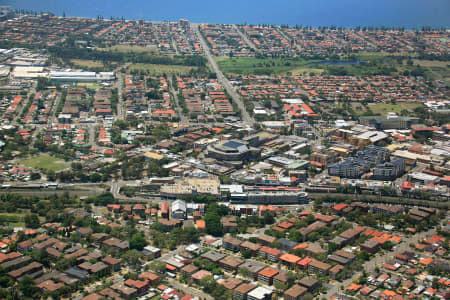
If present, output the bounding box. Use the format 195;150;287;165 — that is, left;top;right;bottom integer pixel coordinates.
279;253;301;264
258;267;279;278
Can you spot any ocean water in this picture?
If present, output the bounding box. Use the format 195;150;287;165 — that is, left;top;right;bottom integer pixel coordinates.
2;0;450;28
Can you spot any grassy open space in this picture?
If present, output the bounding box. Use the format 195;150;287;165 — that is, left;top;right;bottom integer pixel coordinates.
217;55;401;76
8;222;25;227
70;59;104;68
77;82;103;90
97;44;157;53
0;213;25;219
19;154;69;172
128;63;195;75
216;53;445;78
396;61;450;87
412;60;450;68
366;102;423;115
289;66;324;75
354;52;415;60
216;57;319;75
0;212;46;227
0;213;24;227
70;59;119;71
428;66;450;87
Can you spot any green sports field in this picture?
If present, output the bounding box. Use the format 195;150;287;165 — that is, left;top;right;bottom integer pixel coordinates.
19;154;69;172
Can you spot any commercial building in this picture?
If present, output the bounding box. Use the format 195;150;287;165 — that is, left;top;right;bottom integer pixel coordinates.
328;157;370;178
359;115;418;130
294;122;314;138
357;145;390;165
310;150;337;166
50;71;115;82
207;139;260;162
13;66;47;79
160;176;220;198
171;200;187;219
407;172;441;185
355;131;389;144
373;158;406;180
243;132;278;147
231;186;308;204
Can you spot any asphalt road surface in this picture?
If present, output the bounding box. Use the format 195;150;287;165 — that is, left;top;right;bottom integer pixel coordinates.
192;23;254;126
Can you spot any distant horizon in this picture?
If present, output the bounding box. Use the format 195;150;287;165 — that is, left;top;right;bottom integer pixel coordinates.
3;0;450;29
6;12;450;31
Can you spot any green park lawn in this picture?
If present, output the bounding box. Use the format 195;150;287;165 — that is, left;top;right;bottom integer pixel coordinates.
77;82;103;90
367;102;423;115
19;154;69;172
70;59;104;68
216;56;319;75
97;44;158;53
128;63;194;75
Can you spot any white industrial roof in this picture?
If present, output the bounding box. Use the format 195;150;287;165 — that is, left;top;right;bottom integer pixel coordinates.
50;71;96;77
357;131;388;143
247;286;273;299
282;98;304;104
172;199;186;212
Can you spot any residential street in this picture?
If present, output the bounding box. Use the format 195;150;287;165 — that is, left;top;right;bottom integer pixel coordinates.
232;24;260;54
323;226;437;298
168;77;188;124
167;278;213;300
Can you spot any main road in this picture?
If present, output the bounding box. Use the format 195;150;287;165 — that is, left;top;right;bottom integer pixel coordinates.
191;23;254;126
114;63;131;121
